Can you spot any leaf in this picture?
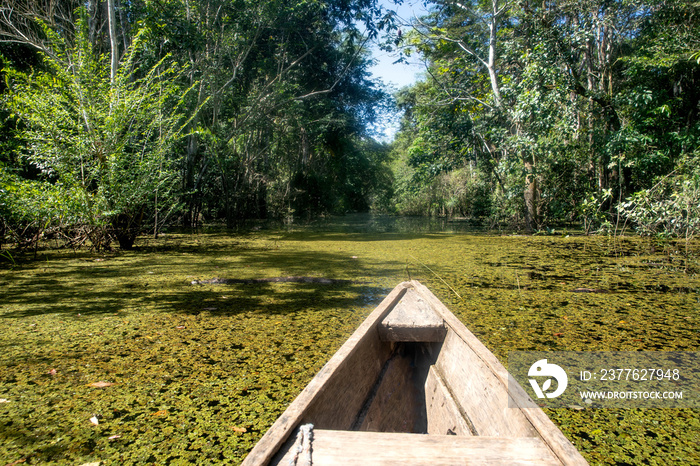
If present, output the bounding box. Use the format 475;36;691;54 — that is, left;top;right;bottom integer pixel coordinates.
230;426;247;433
542;379;552;392
87;381;115;388
151;410;168;416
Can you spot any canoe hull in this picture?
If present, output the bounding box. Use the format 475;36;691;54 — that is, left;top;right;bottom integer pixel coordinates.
242;281;588;465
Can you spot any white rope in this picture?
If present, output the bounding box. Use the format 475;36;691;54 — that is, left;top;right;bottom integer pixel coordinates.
289;423;314;466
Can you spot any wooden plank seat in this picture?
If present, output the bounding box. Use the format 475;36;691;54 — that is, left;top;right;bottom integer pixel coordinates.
378;287;446;342
279;429;561;465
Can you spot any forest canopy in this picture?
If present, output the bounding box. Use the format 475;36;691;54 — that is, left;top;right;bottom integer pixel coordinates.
1;0;699;250
389;0;700;237
0;0;393;249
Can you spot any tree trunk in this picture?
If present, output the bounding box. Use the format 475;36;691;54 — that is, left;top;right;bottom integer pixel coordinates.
107;0;118;85
112;208;143;250
117;0;131;53
523;160;540;232
487;0;502;107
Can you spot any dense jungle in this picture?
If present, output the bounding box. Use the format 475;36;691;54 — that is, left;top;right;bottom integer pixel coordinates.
1;0;699;245
1;0;699;464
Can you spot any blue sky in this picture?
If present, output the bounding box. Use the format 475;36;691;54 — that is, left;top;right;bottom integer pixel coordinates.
368;0;429;90
367;0;430;140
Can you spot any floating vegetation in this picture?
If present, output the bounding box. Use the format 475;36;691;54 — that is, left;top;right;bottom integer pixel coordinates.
1;218;698;464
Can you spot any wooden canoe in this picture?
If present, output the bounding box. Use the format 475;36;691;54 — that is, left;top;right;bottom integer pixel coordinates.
242;280;588;465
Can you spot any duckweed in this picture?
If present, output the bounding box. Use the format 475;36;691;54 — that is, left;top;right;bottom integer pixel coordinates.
1;216;698;464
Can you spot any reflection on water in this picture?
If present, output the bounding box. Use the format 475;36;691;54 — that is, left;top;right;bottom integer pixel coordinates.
167;213;485;236
285;213;487;234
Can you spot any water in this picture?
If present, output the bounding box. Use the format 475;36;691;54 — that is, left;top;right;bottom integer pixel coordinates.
1;214;698;464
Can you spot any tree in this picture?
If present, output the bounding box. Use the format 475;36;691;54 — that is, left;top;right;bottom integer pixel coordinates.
390;0;700;233
145;0;388;226
1;0;396;250
4;14;193;249
396;0;530;225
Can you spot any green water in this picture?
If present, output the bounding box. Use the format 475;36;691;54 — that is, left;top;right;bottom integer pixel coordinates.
1;215;698;464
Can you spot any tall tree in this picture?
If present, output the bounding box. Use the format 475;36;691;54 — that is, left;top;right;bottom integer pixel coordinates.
391;0;700;232
1;0;392;249
144;0;387;226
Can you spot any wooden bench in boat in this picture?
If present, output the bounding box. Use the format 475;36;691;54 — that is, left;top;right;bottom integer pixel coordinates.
277;430;561;465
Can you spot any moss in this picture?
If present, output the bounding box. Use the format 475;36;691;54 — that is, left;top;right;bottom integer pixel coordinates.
0;221;698;464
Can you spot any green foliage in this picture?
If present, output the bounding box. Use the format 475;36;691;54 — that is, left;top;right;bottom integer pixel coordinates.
579;189;614;235
5;0;699;243
0;165;99;246
3;14;193;249
618;157;700;239
141;0;389;227
389;0;700;234
1;0;392;247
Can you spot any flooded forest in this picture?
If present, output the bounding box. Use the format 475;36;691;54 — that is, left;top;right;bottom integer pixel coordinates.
1;0;699;464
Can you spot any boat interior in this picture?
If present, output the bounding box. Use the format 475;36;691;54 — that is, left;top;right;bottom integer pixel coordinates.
265;283;580;465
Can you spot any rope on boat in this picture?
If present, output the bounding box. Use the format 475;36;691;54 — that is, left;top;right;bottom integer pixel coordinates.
289;423;314;466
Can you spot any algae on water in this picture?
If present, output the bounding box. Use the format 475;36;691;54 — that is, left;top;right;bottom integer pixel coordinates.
1;220;698;464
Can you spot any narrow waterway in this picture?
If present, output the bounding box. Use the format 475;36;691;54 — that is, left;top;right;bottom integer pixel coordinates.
1;214;698;464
